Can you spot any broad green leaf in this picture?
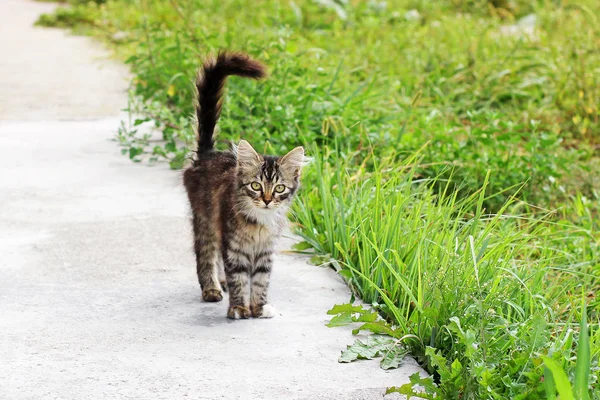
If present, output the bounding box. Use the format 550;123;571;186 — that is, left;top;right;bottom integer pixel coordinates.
326;312;353;327
380;345;408;370
339;336;395;363
450;358;463;379
129;147;143;159
356;311;379;322
291;241;312;251
386;373;437;399
337;269;353;280
327;303;366;315
425;347;452;379
351;322;397;337
541;356;574;400
309;254;330;266
165;141;177;153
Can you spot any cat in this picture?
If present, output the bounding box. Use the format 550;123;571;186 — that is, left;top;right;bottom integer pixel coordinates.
183;52;306;319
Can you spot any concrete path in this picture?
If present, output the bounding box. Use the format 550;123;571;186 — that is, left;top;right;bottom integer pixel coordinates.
0;1;424;399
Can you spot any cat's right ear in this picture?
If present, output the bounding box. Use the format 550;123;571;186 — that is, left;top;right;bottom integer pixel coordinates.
236;140;262;168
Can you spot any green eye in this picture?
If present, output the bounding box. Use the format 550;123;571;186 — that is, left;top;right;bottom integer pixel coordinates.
274;184;286;193
250;182;262;191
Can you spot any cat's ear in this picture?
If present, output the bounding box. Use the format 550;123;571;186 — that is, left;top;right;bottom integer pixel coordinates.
236;140;262;167
279;146;305;177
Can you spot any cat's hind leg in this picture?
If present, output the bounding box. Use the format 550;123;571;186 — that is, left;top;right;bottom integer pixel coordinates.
193;214;223;302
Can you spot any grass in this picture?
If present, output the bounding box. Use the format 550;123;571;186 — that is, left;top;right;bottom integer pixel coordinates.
295;142;599;398
36;0;600;397
35;0;600;209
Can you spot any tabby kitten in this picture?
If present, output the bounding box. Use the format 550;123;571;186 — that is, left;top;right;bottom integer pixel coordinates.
183;52;305;319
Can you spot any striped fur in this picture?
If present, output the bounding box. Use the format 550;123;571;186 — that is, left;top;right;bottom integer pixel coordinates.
183;52;305;319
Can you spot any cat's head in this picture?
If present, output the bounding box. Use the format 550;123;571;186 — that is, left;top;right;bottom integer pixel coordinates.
235;140;305;223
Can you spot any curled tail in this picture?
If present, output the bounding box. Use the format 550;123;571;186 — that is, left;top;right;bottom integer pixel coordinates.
196;51;266;153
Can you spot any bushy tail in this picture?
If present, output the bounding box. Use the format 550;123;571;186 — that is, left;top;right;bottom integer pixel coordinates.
196;51;266;152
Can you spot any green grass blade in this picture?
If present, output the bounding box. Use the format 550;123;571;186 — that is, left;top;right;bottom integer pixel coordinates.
543;365;557;400
574;297;590;400
541;356;575;400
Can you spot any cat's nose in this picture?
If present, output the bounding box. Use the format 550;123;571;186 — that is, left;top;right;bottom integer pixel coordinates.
263;198;272;206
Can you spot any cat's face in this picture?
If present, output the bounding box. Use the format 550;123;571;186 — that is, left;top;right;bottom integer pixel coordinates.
235;140;304;222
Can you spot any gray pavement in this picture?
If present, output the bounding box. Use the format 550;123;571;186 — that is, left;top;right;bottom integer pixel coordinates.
0;1;424;399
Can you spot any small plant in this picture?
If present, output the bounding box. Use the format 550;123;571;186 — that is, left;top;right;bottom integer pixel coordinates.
35;5;98;28
542;299;591;400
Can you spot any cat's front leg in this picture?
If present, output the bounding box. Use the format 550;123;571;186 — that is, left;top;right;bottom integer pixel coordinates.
224;247;252;319
250;250;276;318
217;254;227;292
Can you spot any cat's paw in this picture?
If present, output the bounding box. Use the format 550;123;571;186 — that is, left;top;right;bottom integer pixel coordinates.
227;305;251;319
202;288;223;302
251;304;276;318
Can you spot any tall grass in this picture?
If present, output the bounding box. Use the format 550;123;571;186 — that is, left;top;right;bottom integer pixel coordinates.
294;141;599;398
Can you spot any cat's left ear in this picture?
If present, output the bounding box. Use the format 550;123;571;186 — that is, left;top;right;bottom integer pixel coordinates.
236;140;263;166
279;146;305;177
